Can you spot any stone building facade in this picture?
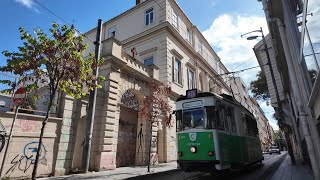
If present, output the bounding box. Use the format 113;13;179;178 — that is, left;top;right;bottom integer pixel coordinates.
74;0;233;172
0;0;276;178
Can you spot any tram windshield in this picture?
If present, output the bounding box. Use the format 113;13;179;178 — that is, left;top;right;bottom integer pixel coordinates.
182;108;205;129
176;106;221;131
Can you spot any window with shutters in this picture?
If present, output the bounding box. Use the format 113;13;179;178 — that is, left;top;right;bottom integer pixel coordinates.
145;8;154;26
172;57;182;85
187;68;195;89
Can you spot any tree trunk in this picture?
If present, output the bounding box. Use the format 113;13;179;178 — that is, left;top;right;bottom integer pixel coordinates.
32;94;54;180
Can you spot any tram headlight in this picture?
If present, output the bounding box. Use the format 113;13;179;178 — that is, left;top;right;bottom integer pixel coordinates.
208;151;214;156
178;152;183;156
190;146;197;153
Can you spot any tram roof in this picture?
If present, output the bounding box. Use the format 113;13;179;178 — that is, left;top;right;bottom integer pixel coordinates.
176;92;255;117
176;92;236;104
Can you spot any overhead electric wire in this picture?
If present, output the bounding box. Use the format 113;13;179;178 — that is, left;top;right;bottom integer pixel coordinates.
231;56;256;71
214;63;267;78
32;0;95;43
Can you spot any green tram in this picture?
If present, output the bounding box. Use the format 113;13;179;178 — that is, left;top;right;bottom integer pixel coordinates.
175;89;263;172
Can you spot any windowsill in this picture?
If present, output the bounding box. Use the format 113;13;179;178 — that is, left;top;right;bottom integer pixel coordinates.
144;22;155;28
173;81;183;88
146;64;160;70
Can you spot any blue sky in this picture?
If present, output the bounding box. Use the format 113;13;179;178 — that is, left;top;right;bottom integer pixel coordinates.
0;0;280;129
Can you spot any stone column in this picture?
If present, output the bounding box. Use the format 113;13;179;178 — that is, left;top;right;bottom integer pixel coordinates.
92;62;121;171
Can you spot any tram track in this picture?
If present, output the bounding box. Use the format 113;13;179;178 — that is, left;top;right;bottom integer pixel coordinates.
187;152;288;180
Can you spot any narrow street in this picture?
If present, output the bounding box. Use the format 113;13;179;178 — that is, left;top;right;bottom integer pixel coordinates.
130;152;287;180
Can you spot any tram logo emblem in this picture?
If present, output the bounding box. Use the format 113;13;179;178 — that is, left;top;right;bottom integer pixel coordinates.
189;133;197;141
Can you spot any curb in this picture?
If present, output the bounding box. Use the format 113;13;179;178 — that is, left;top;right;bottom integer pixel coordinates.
127;153;289;180
126;169;181;179
255;153;288;180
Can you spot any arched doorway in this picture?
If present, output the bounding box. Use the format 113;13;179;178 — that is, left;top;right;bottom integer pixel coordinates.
116;90;139;167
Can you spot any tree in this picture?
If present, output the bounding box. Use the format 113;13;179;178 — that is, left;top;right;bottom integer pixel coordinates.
251;70;317;100
273;130;287;151
1;23;103;179
139;81;172;172
250;71;270;100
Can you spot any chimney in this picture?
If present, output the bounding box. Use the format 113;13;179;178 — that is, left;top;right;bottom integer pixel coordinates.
136;0;141;5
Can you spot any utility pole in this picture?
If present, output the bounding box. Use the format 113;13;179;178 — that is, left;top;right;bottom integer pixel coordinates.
82;19;103;173
261;27;296;165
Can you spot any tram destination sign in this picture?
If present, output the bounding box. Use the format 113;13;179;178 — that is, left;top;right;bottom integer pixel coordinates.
186;89;197;99
182;100;203;108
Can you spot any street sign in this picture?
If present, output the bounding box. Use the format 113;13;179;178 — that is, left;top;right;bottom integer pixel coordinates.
13;88;25;105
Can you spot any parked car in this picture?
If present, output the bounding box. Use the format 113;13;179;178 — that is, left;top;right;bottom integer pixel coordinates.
269;145;281;154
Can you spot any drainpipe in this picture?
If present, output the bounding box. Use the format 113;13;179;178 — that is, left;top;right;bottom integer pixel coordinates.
286;93;303;158
261;1;320;178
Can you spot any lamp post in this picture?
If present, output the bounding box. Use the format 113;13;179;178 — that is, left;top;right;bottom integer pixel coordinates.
241;27;296;165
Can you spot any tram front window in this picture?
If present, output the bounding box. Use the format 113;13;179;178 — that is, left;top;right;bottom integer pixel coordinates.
182;108;205;130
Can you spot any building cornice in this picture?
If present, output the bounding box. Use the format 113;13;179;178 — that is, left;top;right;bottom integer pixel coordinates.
121;22;230;91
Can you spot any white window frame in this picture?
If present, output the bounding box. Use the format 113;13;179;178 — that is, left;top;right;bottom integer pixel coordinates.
187;28;192;43
187;68;195;89
198;42;203;54
173;57;182;84
145;8;154;26
172;10;179;30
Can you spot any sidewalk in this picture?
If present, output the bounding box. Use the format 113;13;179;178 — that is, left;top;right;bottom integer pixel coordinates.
41;162;178;180
270;155;314;180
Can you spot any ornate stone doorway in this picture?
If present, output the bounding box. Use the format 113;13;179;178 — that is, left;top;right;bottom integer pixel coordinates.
116;90;139;167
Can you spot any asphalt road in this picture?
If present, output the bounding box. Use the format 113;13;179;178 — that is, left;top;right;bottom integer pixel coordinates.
129;152;287;180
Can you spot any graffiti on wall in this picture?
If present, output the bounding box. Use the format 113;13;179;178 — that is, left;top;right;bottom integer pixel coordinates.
0;133;5;152
150;153;158;165
0;120;6;152
5;142;47;175
137;123;144;157
4;119;42;133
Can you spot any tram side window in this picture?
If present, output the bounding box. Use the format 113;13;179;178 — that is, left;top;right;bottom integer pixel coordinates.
242;114;248;135
243;114;259;137
176;110;182;132
216;105;225;130
222;106;229;132
249;117;259;137
227;107;236;133
206;106;215;129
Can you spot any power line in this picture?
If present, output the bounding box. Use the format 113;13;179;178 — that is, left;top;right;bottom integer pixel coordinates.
32;0;95;43
214;63;267;77
231;56;256;71
32;0;69;25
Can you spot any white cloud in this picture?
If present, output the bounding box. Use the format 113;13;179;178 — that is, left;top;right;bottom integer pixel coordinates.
15;0;34;8
202;14;279;130
259;100;279;130
15;0;39;12
202;14;268;85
